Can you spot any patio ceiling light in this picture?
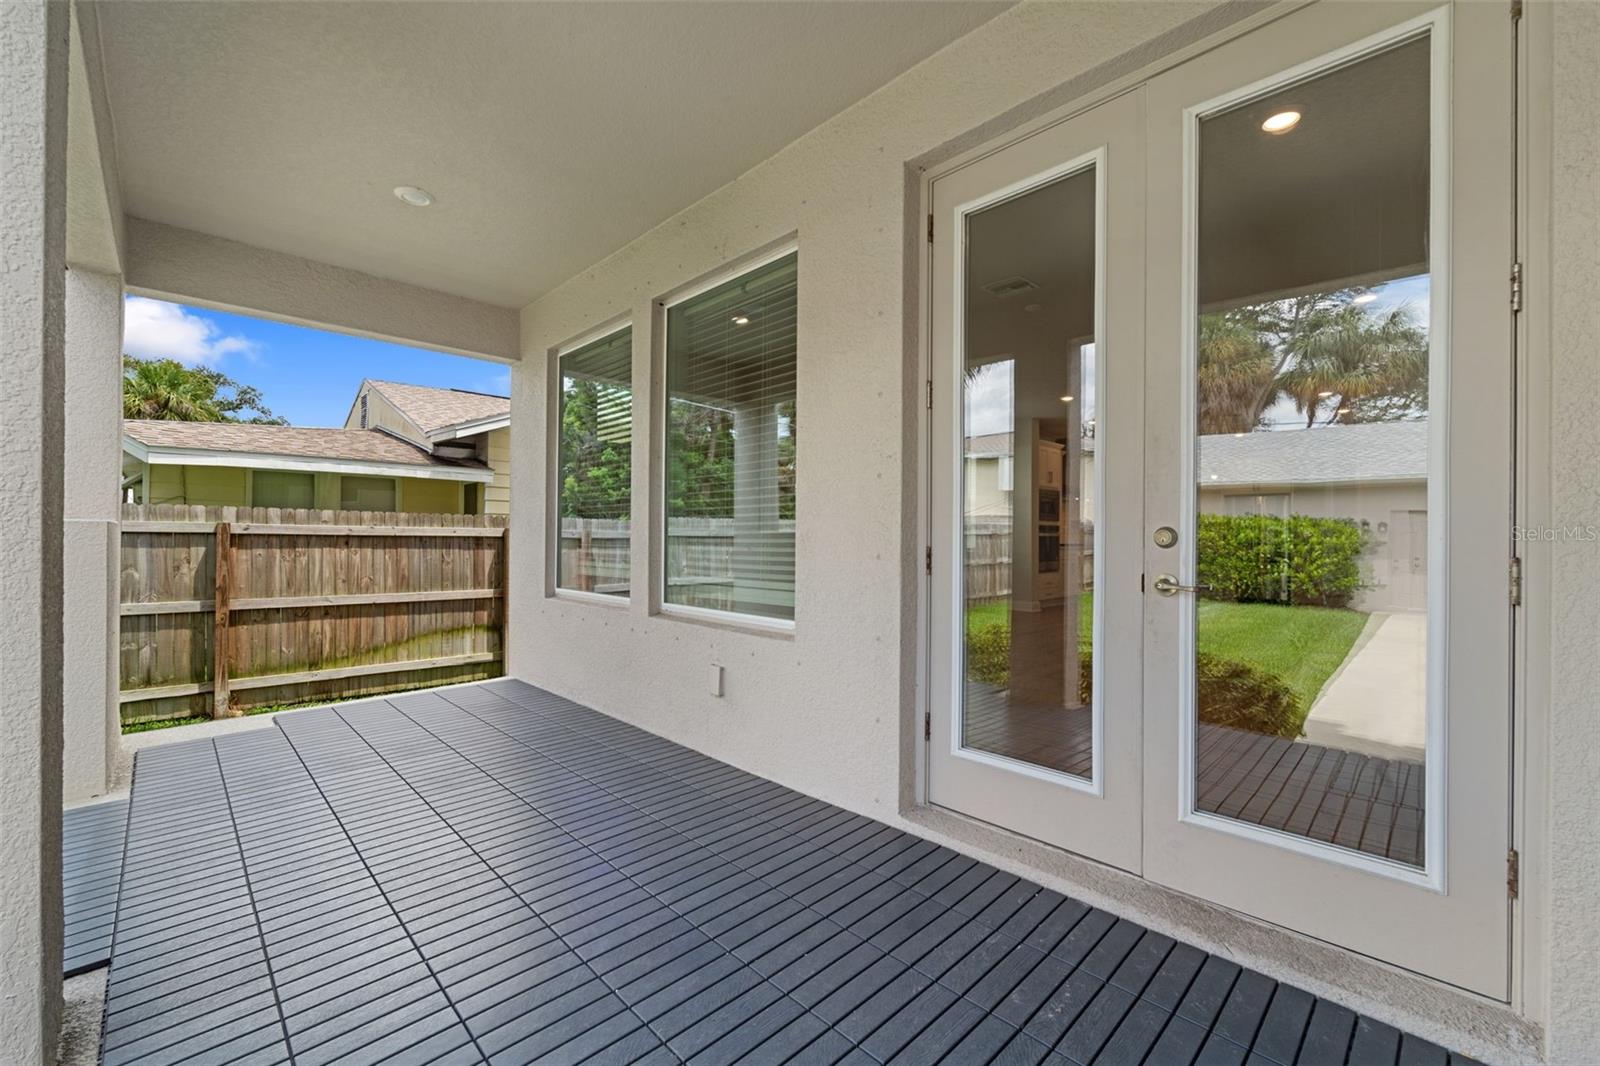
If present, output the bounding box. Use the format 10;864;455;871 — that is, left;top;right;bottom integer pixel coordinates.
731;313;751;325
1060;395;1074;403
393;185;434;207
1261;109;1302;135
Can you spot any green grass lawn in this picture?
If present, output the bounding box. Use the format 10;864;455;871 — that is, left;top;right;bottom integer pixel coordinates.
966;594;1367;715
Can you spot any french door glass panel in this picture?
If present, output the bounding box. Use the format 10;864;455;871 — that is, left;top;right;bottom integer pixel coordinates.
928;90;1143;870
1190;35;1433;867
962;167;1099;781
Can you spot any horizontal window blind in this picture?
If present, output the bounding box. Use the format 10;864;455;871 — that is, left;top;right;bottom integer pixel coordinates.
252;469;314;510
665;252;797;621
558;327;633;596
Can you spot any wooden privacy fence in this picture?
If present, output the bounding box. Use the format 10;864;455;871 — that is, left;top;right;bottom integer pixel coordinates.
119;504;508;726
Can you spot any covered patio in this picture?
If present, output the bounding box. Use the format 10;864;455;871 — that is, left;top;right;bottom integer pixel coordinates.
6;2;1599;1065
82;681;1469;1066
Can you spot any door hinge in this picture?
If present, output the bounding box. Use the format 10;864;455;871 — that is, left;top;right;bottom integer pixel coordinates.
1511;261;1523;313
1507;848;1520;899
1511;0;1523;21
927;213;935;244
924;711;932;741
1509;556;1523;607
926;379;933;411
925;545;933;576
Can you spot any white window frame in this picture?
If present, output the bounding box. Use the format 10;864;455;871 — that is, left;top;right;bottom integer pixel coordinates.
656;241;799;634
549;320;634;608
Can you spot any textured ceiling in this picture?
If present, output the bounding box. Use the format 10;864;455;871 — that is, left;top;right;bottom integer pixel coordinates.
95;1;1011;307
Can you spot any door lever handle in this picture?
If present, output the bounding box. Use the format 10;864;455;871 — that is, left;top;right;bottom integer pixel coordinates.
1152;574;1211;597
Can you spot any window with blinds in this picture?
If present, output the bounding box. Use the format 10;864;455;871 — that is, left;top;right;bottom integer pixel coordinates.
664;251;797;622
557;327;633;596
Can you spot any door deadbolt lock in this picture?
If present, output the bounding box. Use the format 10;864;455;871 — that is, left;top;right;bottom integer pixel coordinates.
1152;526;1178;549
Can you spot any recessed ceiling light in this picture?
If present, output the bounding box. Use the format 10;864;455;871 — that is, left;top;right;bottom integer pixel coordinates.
1060;395;1074;403
1352;292;1378;305
731;314;751;326
394;185;434;207
1318;390;1334;398
1261;109;1302;135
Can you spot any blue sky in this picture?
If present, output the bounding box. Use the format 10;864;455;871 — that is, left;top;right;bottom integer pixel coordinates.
123;296;510;427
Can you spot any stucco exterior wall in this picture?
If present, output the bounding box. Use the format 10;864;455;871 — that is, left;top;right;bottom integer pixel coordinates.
0;3;67;1061
1543;0;1600;1058
62;268;122;803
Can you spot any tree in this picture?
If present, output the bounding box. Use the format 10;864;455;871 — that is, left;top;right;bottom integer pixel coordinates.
1276;305;1428;426
123;356;287;424
559;378;632;518
1196;286;1428;432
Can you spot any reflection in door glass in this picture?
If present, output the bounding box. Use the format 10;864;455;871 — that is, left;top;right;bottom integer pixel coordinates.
961;166;1098;780
1191;37;1431;866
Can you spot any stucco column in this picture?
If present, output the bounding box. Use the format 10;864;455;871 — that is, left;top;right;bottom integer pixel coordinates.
0;1;69;1063
1546;1;1600;1059
62;268;123;803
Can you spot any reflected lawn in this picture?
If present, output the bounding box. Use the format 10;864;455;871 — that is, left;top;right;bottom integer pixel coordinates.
965;595;1368;724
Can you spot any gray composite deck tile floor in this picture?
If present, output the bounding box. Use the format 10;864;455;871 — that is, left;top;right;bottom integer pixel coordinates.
63;797;129;975
963;686;1425;867
99;679;1481;1066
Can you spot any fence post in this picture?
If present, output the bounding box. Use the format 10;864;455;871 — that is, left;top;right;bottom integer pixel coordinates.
213;521;232;718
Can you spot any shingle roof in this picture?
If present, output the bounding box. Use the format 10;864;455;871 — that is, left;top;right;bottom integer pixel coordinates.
124;420;487;471
1200;421;1428;486
365;380;510;436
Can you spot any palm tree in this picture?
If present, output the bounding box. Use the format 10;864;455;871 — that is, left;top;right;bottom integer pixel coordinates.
1277;305;1428;426
1196;315;1279;433
122;357;228;421
122;356;288;423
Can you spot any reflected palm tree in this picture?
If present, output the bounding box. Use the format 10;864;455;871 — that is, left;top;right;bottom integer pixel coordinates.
1278;305;1428;426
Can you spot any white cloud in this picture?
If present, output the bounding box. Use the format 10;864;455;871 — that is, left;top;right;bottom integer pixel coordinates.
123;297;260;366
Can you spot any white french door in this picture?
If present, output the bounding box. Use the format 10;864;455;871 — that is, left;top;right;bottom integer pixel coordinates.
928;0;1513;997
928;91;1145;871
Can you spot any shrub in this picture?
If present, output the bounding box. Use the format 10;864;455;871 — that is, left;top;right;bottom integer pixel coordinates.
1196;652;1302;738
966;621;1298;737
1197;513;1365;607
965;620;1011;687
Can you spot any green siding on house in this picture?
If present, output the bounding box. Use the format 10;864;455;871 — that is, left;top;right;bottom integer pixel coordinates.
135;461;472;514
400;477;461;514
484;427;511;516
145;464;248;507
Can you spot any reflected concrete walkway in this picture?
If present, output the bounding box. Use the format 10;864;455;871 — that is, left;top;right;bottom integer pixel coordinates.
1303;612;1427;762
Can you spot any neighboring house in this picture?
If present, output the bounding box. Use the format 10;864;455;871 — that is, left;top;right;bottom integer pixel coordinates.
1197;421;1429;611
345;380;511;515
120;379;512;515
122;420;494;514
